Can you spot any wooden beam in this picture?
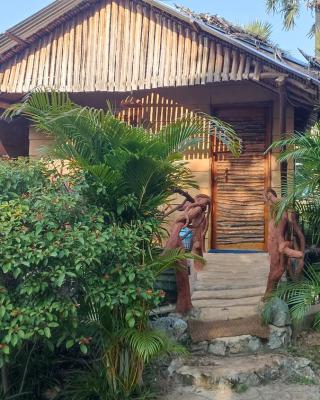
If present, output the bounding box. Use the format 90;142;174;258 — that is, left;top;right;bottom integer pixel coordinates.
4;31;28;46
278;82;288;196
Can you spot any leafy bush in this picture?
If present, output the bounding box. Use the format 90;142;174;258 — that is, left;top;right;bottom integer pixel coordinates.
0;159;189;398
0;91;240;398
0;158;49;202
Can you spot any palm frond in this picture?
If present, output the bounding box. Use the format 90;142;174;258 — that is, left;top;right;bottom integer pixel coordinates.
266;0;279;12
264;265;320;324
125;329;187;363
265;0;301;30
243;20;273;41
146;248;204;277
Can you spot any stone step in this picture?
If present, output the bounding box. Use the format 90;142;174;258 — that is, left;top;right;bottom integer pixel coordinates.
192;296;262;309
192;287;265;300
198;305;258;321
194;283;266;291
169;353;316;390
191;326;292;355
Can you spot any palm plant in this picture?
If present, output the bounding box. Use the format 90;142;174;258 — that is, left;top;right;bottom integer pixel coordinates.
3;90;240;223
63;249;191;400
266;0;320;57
268;124;320;246
264;125;320;325
264;263;320;325
242;20;273;41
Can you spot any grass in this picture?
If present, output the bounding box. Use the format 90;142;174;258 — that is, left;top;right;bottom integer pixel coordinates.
233;383;249;394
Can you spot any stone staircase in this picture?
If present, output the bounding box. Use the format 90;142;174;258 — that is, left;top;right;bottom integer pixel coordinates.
191;252;269;321
168;253;318;393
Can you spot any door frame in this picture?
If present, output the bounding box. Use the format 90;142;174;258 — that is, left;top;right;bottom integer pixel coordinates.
210;102;273;251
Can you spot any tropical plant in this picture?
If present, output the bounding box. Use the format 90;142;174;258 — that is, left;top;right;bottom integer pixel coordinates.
264;123;320;327
1;91;241;398
0;159;197;399
3;90;241;223
266;0;320;57
264;262;320;325
267;124;320;246
242;20;273;41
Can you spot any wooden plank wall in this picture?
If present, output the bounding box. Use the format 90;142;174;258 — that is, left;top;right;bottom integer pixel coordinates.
0;0;263;93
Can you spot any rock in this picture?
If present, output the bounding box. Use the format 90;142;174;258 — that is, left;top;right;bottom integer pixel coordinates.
248;336;262;352
150;317;188;340
190;341;208;353
169;353;317;390
207;335;262;356
267;298;291;327
280;356;317;383
225;335;252;354
268;325;292;350
208;341;226;356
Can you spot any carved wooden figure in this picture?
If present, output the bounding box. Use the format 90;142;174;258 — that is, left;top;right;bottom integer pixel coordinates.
263;189;305;299
164;190;211;313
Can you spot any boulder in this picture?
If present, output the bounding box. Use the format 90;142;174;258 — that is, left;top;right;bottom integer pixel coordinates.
208;341;227;356
267;298;291;327
268;325;292;350
150;316;188;340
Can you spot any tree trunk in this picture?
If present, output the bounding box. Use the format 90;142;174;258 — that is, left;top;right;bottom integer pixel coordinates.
1;365;9;396
316;1;320;60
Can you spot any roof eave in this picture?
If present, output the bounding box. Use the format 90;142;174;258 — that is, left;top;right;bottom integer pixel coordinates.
144;0;319;87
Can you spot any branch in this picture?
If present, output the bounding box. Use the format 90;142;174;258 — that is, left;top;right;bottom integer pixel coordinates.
171;187;195;203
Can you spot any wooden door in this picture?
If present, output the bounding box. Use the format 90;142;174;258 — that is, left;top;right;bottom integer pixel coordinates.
211;106;271;251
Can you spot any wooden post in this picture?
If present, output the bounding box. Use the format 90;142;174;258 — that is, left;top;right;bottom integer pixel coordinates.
278;80;288;196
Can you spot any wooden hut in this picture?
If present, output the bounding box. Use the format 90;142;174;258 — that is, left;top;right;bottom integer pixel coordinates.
0;0;319;251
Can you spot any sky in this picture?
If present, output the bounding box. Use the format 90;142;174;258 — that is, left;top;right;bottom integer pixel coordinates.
0;0;315;61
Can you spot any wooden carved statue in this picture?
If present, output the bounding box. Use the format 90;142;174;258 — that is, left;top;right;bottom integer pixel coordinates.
263;188;305;299
164;189;211;313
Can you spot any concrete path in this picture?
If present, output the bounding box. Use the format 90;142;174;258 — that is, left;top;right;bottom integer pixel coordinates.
163;383;320;400
192;253;269;321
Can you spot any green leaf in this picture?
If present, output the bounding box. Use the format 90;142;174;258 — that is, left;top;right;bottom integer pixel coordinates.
80;344;88;354
0;306;6;318
44;327;51;338
56;273;65;287
46;232;54;241
66;339;74;350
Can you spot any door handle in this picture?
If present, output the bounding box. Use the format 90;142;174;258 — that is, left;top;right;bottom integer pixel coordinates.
225;168;229;183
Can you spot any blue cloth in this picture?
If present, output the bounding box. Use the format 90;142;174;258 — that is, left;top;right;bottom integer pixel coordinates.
179;227;193;251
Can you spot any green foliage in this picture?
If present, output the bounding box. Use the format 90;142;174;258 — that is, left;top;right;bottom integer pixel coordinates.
3;90;241;222
1;90;233;398
267;125;320;246
0;158;49;202
266;0;315;30
63;304;187;400
0;159;194;398
263;263;320;325
242;20;273;41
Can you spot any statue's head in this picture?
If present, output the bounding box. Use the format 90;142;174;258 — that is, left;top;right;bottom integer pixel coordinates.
194;194;211;207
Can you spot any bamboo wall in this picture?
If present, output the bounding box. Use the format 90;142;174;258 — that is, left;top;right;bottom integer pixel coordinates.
0;0;276;94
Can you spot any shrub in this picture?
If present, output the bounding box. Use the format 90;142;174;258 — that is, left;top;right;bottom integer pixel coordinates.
0;159;187;398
